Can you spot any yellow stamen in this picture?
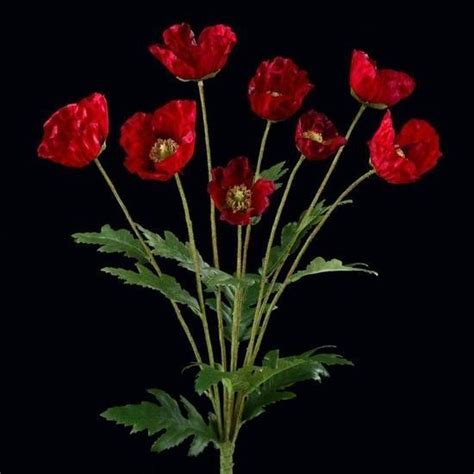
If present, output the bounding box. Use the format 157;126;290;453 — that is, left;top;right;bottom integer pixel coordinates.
226;184;252;213
302;130;324;143
149;138;178;162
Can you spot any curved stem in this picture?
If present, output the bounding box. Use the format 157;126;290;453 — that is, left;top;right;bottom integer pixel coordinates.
251;170;375;362
94;159;202;363
255;120;272;179
308;103;367;213
175;174;223;435
174;175;215;365
253;104;369;346
244;155;305;365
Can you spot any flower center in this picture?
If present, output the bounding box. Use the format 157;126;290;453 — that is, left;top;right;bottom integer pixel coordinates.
225;185;252;213
149;138;178;162
267;90;283;97
302;130;324;143
395;145;406;159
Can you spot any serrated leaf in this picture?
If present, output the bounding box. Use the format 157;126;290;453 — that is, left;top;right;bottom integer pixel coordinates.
264;200;353;274
195;367;228;395
138;226;243;293
243;349;353;421
72;225;148;262
289;257;378;283
101;389;217;457
101;401;164;435
102;264;200;316
259;161;288;184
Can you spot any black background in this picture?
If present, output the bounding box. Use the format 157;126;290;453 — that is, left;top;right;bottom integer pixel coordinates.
2;2;470;473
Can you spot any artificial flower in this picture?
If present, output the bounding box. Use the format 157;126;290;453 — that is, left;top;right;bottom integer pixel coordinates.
208;157;275;225
369;110;441;184
295;110;346;160
120;100;196;181
149;23;237;81
248;57;313;121
38;93;108;168
350;50;415;108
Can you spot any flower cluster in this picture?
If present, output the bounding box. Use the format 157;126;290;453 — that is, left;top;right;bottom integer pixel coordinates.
38;26;441;210
37;23;443;473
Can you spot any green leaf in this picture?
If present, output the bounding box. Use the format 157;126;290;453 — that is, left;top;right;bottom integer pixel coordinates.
103;264;200;316
259;161;288;189
243;349;352;421
194;357;318;397
289;257;378;283
138;226;242;292
264;200;353;274
101;389;218;456
195;366;228;395
72;225;148;262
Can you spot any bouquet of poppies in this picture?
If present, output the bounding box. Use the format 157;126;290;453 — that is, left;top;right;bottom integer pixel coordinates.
38;23;441;473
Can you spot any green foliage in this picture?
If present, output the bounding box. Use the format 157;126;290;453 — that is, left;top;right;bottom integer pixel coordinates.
243;349;353;421
264;200;353;274
72;225;148;262
289;257;378;283
259;161;289;189
195;348;350;398
103;264;200;316
101;389;218;456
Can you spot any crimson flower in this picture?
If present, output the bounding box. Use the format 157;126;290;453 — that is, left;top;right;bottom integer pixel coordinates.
248;57;313;121
295;110;346;160
149;23;237;81
120;100;196;181
350;50;415;108
208;157;275;225
369;111;441;184
38;93;108;168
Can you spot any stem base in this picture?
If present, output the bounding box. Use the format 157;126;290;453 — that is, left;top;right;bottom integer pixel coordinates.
220;442;235;474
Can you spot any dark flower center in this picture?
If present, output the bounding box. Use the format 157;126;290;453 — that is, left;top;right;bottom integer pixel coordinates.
149;138;178;162
226;185;252;212
302;130;324;143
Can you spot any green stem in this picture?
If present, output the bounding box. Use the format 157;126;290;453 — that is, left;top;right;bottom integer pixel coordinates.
251;170;375;362
94;159;202;363
255;120;272;179
244;156;305;365
251;104;369;357
230;226;243;372
175;174;223;435
197;80;227;371
174;175;215;366
307;103;367;213
220;442;235;474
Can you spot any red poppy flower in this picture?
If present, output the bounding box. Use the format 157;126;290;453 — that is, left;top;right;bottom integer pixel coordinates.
120;100;196;181
149;23;237;81
248;57;313;121
369;111;441;184
295;110;347;161
350;50;416;108
38;93;108;168
208;157;275;225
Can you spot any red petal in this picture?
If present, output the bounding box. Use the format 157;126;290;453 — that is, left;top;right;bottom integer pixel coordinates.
251;179;275;216
38;93;108;168
197;25;237;78
350;50;378;103
220;209;252;226
369;111;418;184
397;119;441;175
373;69;416;107
221;157;254;188
152;100;196;141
